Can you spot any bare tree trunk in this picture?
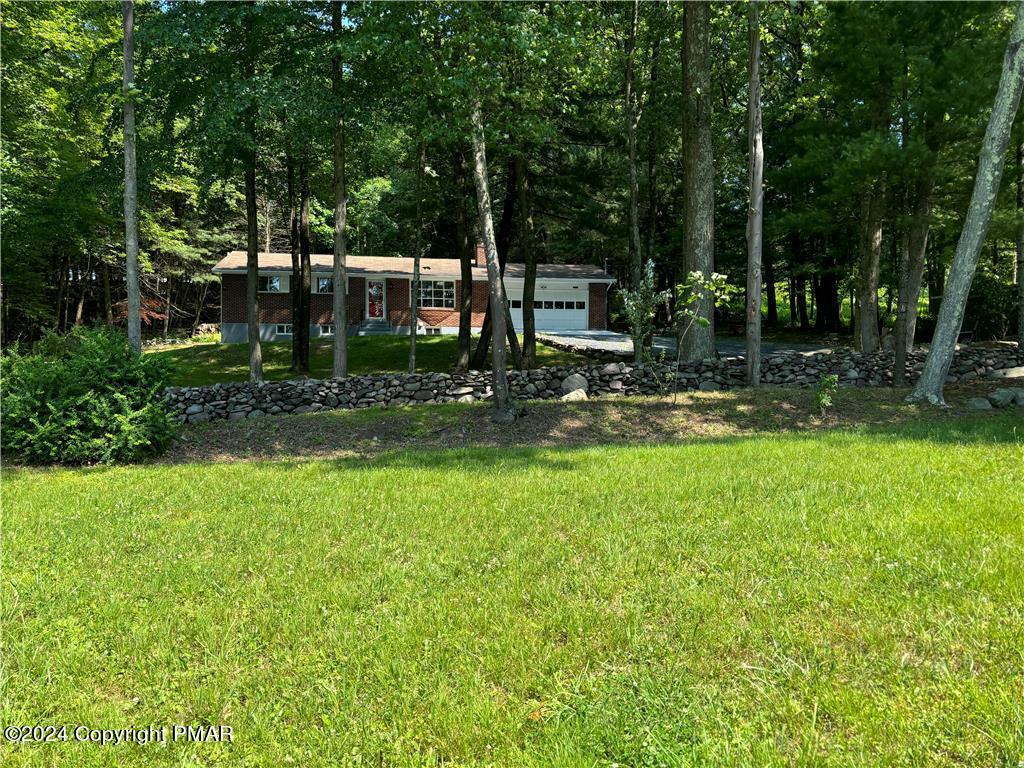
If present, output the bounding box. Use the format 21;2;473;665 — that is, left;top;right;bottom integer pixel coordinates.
894;163;934;386
681;1;715;361
645;1;663;263
409;141;425;373
264;175;272;253
745;1;763;386
516;151;538;369
288;156;301;372
244;118;263;381
162;278;172;338
857;189;884;352
1017;140;1024;343
192;282;209;335
122;0;141;354
625;0;642;290
910;3;1024;404
455;156;473;371
470;100;515;424
471;158;522;370
298;158;312;372
73;266;87;326
332;1;348;378
764;253;777;327
102;260;113;325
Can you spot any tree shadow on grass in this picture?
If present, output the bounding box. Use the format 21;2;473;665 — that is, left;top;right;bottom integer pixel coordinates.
155;381;1023;470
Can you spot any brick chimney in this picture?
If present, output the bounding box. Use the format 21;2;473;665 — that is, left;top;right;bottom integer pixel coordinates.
475;242;485;267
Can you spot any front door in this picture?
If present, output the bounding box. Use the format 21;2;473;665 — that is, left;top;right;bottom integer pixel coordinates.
366;280;385;320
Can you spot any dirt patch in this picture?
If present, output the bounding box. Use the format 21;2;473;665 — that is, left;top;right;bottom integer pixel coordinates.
162;379;1022;464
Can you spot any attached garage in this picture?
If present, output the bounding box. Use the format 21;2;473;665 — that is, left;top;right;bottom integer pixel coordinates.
507;281;590;331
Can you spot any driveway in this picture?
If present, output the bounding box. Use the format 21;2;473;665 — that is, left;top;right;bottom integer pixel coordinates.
538;330;831;357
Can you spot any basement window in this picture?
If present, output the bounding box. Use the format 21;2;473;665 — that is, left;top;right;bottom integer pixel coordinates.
319;324;335;336
275;324;293;336
424;327;442;336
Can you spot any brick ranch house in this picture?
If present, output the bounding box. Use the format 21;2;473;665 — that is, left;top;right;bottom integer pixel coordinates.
212;247;615;342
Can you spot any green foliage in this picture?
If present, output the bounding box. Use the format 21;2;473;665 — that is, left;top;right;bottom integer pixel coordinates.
1;327;176;464
619;260;669;362
817;373;839;417
964;270;1018;340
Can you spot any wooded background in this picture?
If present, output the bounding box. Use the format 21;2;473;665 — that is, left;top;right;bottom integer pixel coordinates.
3;1;1023;348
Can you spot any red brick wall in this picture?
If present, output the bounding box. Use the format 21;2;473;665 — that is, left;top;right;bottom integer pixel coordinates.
588;283;608;330
348;277;365;324
222;274;365;326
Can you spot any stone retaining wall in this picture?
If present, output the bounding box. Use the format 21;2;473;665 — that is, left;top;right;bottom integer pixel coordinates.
163;344;1023;423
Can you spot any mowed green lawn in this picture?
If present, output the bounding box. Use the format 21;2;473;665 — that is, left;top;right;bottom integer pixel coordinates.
150;336;586;387
3;414;1023;767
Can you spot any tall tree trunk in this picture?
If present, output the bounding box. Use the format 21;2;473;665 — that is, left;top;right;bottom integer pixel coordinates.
471;158;522;370
288;155;302;372
910;3;1024;404
681;0;715;361
764;252;777;327
264;175;272;253
894;161;934;386
625;0;642;290
192;282;209;335
102;260;113;325
745;1;763;386
122;0;141;354
331;1;348;378
645;1;663;262
1017;140;1024;343
455;155;474;372
516;151;538;369
73;264;87;326
162;278;172;338
245;139;262;381
298;158;312;372
409;140;425;373
797;278;809;330
470;100;515;424
857;189;884;352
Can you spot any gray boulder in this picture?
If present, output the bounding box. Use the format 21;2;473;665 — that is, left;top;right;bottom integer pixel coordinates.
560;373;589;394
988;389;1018;408
561;388;588;402
966;397;993;411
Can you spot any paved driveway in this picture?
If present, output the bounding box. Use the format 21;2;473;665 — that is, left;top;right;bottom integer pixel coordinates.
538;330;831;357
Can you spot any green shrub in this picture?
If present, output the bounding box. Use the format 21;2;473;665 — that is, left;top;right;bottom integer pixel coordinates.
1;327;176;464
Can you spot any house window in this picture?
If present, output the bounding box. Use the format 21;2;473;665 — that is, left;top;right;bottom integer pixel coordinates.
275;324;293;336
510;299;522;308
259;276;286;293
424;327;441;336
315;277;334;294
543;301;553;309
319;324;335;336
418;280;456;309
534;301;542;309
576;301;586;310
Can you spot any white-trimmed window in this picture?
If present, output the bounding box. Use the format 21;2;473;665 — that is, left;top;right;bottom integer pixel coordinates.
319;324;335;336
275;324;293;336
314;276;334;294
424;327;441;336
418;280;455;309
259;275;288;293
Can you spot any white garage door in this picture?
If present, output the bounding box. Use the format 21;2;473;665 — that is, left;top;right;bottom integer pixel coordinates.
509;287;588;331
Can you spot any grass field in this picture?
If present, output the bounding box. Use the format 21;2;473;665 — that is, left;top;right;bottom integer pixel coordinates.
3;400;1022;766
149;336;586;387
